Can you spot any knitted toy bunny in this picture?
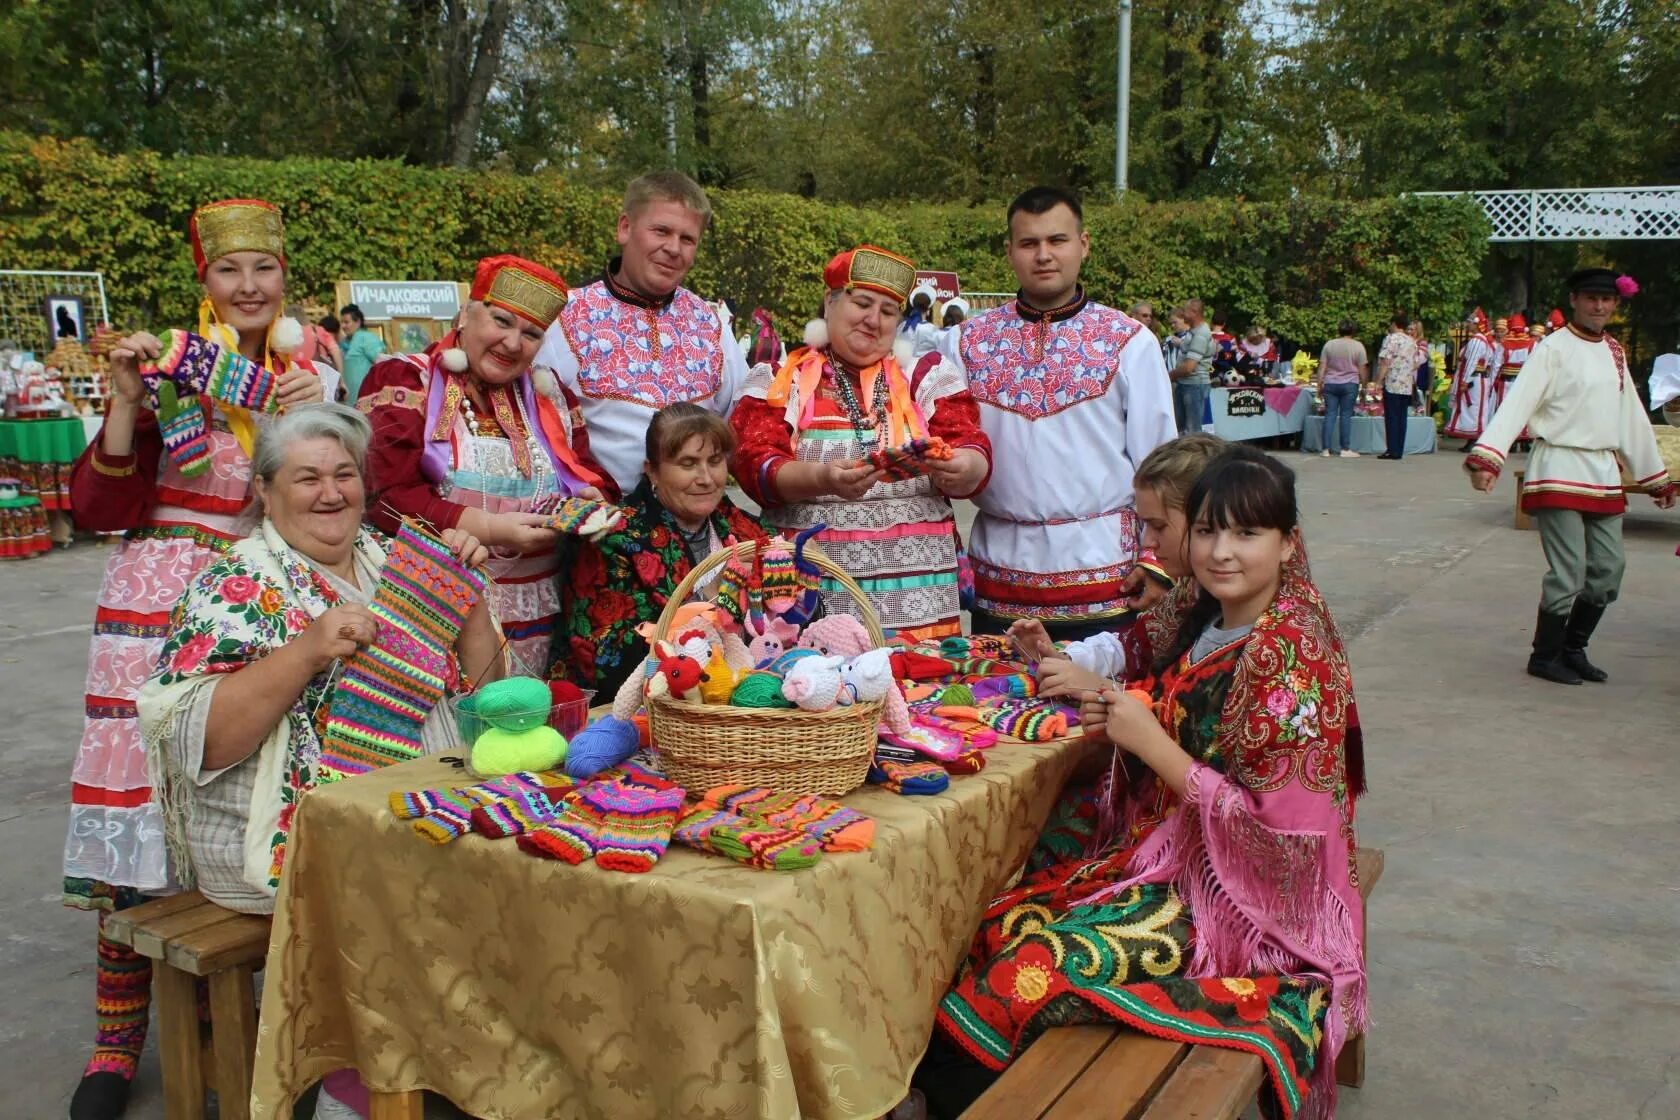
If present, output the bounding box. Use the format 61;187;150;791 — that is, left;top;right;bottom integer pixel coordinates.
837;648;912;734
780;655;846;712
745;614;800;668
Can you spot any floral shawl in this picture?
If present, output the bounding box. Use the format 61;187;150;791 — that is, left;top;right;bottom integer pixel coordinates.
140;519;387;897
1088;544;1366;1113
558;476;767;696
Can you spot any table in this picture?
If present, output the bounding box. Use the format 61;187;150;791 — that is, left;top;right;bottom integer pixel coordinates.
1301;414;1436;455
1209;386;1315;442
250;737;1101;1120
0;415;86;510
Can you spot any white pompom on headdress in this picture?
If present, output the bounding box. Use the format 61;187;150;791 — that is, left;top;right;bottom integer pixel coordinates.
268;316;304;354
441;347;469;372
530;365;559;400
892;336;916;369
803;319;829;350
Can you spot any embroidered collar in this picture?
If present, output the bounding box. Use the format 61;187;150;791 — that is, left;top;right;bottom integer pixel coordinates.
1014;286;1088;324
602;256;675;312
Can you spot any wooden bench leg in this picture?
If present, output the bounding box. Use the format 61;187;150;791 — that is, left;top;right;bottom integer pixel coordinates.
1335;1033;1366;1088
208;964;258;1120
369;1089;425;1119
155;964;208;1120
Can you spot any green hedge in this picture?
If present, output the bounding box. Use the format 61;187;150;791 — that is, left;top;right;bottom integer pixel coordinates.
0;133;1488;343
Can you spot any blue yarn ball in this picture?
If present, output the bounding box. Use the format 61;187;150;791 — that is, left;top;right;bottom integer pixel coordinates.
564;715;642;778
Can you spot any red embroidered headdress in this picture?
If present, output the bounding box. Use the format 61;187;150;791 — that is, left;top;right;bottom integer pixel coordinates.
190;199;285;280
470;255;569;327
823;245;917;306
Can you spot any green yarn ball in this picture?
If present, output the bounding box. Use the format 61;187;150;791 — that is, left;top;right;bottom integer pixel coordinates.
473;676;552;731
471;725;567;777
731;670;794;708
940;683;976;707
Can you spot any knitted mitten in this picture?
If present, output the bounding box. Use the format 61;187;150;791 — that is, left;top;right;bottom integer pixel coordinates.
974;700;1070;742
673;805;823;870
867;758;950;795
155;383;210;478
388;787;478;843
543;496;629;540
700;786;875;852
516;805;597;864
470;783;571;838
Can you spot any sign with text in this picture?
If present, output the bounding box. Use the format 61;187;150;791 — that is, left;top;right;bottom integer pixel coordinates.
1225;388;1266;417
915;270;961;301
346;280;462;322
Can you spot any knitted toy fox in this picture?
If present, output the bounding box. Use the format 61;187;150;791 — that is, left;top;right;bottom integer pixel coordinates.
645;640;707;703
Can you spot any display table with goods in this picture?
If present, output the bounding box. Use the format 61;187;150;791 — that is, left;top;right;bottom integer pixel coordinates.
1209;385;1316;442
248;535;1102;1119
0;413;86;549
1301;385;1436;455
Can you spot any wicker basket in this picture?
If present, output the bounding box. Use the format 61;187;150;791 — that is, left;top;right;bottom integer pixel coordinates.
647;538;883;797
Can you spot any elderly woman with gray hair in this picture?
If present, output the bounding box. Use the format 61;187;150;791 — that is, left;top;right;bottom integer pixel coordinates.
138;403;504;918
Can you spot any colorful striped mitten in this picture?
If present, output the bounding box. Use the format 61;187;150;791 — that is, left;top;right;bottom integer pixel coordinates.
516;781;684;872
699;786;875;852
155;384;211;478
470;783;570;838
388;787;479;843
673;805;823;870
542;496;629;540
867;757;950;795
974;700;1071;741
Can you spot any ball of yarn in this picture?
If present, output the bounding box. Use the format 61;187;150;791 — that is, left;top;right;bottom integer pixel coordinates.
471;725;567;776
565;715;642;778
765;647;819;676
473;676;552;732
731;670;793;709
940;683;975;707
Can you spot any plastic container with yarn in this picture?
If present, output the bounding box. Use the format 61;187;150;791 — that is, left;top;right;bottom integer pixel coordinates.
645;538;883;797
448;677;597;775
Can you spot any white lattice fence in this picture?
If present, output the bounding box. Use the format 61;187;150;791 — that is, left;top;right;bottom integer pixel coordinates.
1416;187;1680;242
0;270;110;354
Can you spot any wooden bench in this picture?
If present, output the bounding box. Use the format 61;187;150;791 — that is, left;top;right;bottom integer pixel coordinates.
101;891;272;1120
962;847;1384;1119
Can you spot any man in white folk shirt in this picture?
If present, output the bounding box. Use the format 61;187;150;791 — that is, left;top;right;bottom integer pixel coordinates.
534;170;748;497
1466;268;1675;685
956;185;1177;644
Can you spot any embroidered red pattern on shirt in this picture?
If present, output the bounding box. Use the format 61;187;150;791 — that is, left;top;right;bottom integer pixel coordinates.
560;282;724;407
960;304;1140;420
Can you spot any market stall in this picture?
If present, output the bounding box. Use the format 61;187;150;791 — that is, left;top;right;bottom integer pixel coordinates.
1302;413;1437;455
1209;385;1315;442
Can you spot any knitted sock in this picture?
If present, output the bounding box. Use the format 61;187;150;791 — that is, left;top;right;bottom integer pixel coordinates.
674;805;823;870
142;329;281;414
561;782;684;872
974;700;1069;741
516;805;597;864
321;522;487;781
542;496;628;539
470;784;569;838
700;786;875;852
868;757;950;795
156;390;210;478
388;787;477;843
940;748;988;775
84;916;150;1081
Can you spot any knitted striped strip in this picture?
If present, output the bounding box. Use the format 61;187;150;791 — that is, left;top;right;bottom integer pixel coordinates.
973;699;1070;742
867;757;950;795
470;784;569;838
541;496;629;538
700;786;875;852
320;522;487;781
673;805;823;870
579;782;685;872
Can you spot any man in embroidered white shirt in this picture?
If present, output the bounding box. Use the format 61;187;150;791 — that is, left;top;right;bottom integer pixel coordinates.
1466;268;1675;685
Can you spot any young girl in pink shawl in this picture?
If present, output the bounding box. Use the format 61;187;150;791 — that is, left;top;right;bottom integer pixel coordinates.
928;445;1366;1120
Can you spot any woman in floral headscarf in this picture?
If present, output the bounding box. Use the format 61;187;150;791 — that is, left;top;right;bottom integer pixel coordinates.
925;446;1366;1120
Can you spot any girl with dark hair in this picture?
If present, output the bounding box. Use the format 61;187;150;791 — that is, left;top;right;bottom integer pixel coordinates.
924;446;1367;1120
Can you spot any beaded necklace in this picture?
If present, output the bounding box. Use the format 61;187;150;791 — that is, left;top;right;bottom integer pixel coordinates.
826;355;889;451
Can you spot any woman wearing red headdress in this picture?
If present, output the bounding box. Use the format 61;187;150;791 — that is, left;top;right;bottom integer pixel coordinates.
61;199;332;1120
730;245;991;640
359;255;612;675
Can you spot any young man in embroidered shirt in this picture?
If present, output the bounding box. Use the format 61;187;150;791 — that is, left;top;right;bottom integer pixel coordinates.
1467;268;1675;685
533;171;748;495
956;185;1177;644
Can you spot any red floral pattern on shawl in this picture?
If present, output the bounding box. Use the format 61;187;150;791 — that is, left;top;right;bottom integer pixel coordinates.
1086;549;1366;1115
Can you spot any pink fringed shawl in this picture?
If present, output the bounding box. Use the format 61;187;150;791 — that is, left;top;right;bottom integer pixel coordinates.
1087;555;1365;1115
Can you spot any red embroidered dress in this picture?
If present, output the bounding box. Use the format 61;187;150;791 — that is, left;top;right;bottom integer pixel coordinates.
358;353;609;674
731;349;990;640
958;292;1176;622
534;261;747;495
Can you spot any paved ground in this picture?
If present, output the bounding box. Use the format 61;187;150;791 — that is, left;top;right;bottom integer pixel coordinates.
3;445;1677;1119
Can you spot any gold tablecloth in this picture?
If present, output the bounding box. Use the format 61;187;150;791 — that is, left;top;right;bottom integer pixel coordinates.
250;736;1100;1120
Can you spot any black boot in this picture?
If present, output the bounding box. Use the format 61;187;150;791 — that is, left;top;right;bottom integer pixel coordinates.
1527;610;1582;685
1563;599;1610;682
69;1072;132;1120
